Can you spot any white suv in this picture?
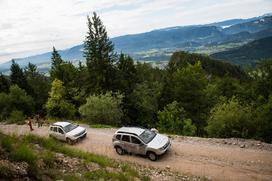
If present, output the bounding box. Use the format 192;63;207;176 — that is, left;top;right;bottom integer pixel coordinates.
112;127;171;161
49;121;87;144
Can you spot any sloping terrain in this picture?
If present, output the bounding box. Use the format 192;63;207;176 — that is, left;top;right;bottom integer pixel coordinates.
211;36;272;65
0;129;201;181
0;124;271;181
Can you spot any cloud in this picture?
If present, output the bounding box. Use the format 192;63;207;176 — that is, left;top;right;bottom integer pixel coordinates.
0;0;271;63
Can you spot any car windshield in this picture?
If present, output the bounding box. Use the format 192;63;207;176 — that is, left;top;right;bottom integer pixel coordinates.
139;129;156;144
63;123;78;133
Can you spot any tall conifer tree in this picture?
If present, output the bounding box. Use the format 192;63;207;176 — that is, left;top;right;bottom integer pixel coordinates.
10;60;29;92
50;47;64;81
83;12;116;93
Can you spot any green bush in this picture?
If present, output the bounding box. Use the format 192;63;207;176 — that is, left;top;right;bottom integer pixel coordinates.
46;79;76;119
0;85;34;121
79;92;123;125
206;97;255;138
8;85;34;115
8;110;25;124
158;101;196;136
11;144;37;164
182;119;197;136
255;95;272;142
0;93;11;121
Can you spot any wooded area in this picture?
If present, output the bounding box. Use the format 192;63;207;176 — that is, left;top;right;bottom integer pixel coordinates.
0;12;271;142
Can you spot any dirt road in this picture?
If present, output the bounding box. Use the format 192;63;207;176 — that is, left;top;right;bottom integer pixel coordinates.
0;124;271;181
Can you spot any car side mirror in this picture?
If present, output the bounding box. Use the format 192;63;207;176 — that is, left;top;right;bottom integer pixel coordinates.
150;128;158;133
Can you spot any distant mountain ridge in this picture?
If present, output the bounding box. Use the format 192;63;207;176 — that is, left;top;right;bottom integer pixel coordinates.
0;13;272;72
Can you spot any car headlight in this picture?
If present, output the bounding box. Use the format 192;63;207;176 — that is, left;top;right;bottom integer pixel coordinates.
160;147;165;150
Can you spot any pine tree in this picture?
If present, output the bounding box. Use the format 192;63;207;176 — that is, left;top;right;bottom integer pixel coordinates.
117;53;136;94
51;47;63;67
50;47;63;80
0;74;10;93
83;12;116;93
10;60;29;92
25;62;37;77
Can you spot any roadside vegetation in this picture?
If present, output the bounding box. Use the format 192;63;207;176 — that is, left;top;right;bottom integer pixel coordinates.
0;12;271;143
0;132;149;180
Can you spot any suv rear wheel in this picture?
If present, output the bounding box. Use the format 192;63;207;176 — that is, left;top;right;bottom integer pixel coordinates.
115;146;124;155
147;152;157;161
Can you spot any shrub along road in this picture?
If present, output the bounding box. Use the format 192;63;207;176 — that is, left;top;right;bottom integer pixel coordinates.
0;124;271;181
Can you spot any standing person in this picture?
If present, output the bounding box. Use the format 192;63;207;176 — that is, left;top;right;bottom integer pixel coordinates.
27;117;34;131
36;114;41;127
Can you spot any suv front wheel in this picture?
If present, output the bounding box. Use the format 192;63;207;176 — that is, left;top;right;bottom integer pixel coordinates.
147;151;157;161
115;146;124;155
66;138;74;145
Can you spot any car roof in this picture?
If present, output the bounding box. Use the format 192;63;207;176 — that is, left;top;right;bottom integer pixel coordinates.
52;121;71;127
116;127;145;136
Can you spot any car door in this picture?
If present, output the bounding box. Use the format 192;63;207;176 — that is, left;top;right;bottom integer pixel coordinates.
121;135;132;153
51;126;58;138
57;127;66;141
131;136;146;155
49;126;54;136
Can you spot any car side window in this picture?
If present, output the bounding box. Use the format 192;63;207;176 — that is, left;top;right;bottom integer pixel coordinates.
53;127;58;132
58;128;64;134
50;127;53;131
131;136;142;144
116;134;121;140
121;135;130;142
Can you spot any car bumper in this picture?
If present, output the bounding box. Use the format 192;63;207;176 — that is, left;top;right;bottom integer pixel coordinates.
71;132;87;141
154;141;171;155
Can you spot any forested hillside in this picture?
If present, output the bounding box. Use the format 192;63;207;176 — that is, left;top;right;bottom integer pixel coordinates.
0;12;271;143
211;36;272;65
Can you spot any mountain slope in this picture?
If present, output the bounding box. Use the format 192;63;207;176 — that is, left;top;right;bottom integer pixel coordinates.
0;14;271;72
169;51;246;78
223;16;272;34
211;36;272;65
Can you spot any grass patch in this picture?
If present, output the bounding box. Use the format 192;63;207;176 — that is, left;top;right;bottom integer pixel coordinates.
23;134;113;167
120;163;139;178
142;175;151;181
42;150;55;167
89;124;114;128
60;174;83;181
1;136;14;152
84;170;128;181
0;132;148;180
11;144;37;164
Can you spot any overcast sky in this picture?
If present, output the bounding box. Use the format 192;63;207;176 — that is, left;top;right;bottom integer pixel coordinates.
0;0;272;64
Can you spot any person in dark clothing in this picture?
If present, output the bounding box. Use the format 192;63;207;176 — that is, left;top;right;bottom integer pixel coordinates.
36;114;42;127
27;117;34;131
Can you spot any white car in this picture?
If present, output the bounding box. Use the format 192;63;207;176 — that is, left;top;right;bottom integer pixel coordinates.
49;121;87;144
112;127;171;161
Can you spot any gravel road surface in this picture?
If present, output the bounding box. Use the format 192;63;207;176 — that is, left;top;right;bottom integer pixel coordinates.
0;124;271;181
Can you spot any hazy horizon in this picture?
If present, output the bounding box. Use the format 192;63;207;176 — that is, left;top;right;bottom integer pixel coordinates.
0;0;272;64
